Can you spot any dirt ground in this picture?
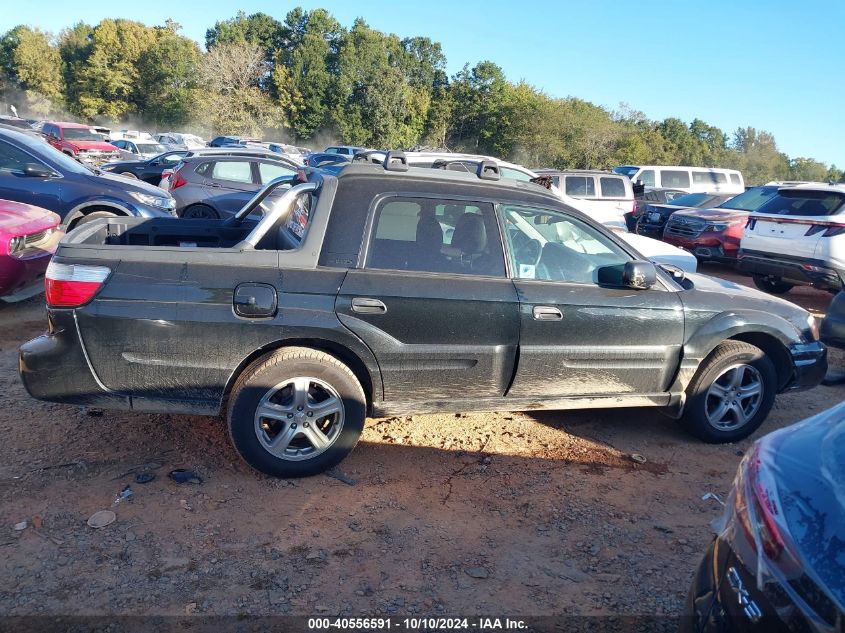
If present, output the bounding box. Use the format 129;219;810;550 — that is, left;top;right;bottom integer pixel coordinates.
0;264;842;621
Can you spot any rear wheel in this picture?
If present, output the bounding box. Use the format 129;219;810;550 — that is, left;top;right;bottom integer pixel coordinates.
119;171;137;179
181;204;219;219
752;274;793;295
227;347;366;477
681;341;777;443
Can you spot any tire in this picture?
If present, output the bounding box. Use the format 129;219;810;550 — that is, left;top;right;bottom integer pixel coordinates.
181;204;219;219
680;341;777;443
227;347;366;477
752;274;793;295
72;210;117;228
119;171;138;179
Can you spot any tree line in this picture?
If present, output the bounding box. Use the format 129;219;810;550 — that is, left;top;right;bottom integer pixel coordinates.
0;9;841;184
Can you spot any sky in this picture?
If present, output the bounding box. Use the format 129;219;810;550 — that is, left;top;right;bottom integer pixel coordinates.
3;0;843;167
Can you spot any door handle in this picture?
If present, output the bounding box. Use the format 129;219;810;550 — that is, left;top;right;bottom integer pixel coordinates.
533;305;562;321
351;297;387;314
208;182;221;188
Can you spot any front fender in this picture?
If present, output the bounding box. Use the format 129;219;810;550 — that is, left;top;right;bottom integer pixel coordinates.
61;198;134;229
670;309;802;399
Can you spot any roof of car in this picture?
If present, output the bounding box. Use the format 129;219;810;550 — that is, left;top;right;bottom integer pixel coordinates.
331;162;561;203
46;121;90;128
535;168;623;177
779;182;845;194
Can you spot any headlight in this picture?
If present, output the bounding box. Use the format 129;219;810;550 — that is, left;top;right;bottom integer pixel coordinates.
806;314;821;341
8;236;23;255
128;191;176;210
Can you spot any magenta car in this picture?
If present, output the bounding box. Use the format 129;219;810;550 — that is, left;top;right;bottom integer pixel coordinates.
0;199;62;302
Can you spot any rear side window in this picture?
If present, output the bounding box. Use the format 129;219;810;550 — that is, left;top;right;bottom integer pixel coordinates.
195;162;212;176
755;191;845;217
258;161;295;184
661;170;690;188
211;161;253;184
565;176;596;197
368;198;505;277
499;167;533;182
600;177;627;198
730;173;742;186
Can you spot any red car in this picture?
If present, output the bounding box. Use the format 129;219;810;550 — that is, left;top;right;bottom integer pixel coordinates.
41;121;121;166
663;185;780;264
0;200;62;301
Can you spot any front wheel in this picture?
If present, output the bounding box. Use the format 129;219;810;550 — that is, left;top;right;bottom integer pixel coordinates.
181;204;219;219
227;347;366;477
72;210;117;229
752;274;793;295
680;341;777;443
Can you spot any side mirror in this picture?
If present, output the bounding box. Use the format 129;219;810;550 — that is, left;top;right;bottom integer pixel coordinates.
597;260;657;289
21;163;55;178
623;260;657;290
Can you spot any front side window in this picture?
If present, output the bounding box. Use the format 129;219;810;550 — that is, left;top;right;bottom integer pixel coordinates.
501;205;630;285
661;170;691;188
368;198;505;277
600;177;627;198
638;170;656;187
564;176;596;197
211;161;253;184
0;139;47;172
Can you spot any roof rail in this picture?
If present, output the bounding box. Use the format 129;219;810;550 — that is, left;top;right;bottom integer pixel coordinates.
383;151;409;172
477;160;500;181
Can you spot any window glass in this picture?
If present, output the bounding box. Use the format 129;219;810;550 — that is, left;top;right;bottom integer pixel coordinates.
660;170;690;188
613;166;639;178
564;176;596;197
664;190;685;202
500;166;533;182
718;186;777;211
62;128;104;141
136;143;165;154
0;139;46;172
692;171;728;185
638;169;655;187
368;198;505;277
211;161;253;184
668;192;709;207
258;161;295;184
112;140;125;149
754;191;845;217
600;177;626;198
325;147;340;154
160;152;184;164
713;172;727;184
282;193;314;242
501;205;630;284
195;162;212;177
730;173;742;186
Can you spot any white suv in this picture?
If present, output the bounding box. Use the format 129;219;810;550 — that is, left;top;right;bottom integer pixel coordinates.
739;183;845;294
534;169;634;229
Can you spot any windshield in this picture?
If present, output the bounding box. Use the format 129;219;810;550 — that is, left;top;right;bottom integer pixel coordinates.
666;192;710;207
754;190;845;217
62;128;104;142
613;166;639;178
718;186;778;211
136;143;165;154
13;132;94;175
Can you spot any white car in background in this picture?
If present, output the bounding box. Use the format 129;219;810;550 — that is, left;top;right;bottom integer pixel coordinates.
534;169;634;229
739;183;845;294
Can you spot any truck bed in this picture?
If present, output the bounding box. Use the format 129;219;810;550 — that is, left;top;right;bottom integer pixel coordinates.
66;217;255;250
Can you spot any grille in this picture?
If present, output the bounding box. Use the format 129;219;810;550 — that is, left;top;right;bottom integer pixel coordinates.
665;217;705;238
23;229;51;247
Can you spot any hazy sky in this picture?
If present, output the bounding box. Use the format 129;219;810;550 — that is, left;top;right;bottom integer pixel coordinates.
4;0;843;166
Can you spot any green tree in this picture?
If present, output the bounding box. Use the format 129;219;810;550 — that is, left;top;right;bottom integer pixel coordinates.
136;21;201;127
789;157;831;182
58;22;94;113
206;11;283;61
0;26;64;115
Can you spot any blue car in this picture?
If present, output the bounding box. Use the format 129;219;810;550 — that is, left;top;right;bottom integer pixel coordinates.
0;128;176;229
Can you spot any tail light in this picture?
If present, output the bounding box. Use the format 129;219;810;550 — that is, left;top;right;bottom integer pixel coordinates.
170;166;187;190
631;199;637;216
805;223;845;237
45;261;111;308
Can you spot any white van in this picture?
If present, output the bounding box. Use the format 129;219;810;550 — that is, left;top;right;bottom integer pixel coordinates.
534;169;635;229
613;165;744;194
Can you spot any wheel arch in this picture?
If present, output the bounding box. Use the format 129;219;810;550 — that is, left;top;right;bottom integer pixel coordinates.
221;337;379;415
727;331;793;390
62;201;132;230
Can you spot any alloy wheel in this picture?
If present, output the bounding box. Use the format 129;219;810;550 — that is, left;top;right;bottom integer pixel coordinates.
705;363;764;430
253;377;345;461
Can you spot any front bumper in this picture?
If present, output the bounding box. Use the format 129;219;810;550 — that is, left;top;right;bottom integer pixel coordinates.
820;290;845;349
786;341;827;391
0;250;53;299
19;310;129;409
738;251;844;290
